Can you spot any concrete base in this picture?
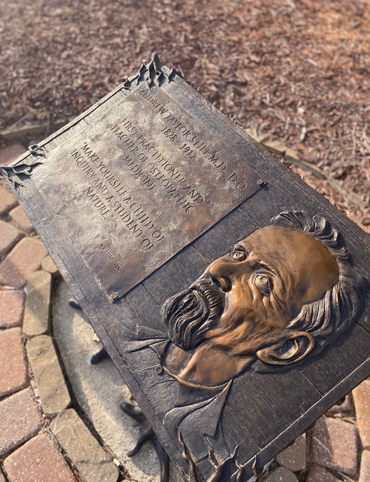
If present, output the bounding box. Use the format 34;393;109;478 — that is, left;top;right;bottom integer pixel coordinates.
52;280;182;482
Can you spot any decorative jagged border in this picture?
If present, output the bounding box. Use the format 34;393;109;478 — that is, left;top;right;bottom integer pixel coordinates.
0;144;45;188
122;53;179;90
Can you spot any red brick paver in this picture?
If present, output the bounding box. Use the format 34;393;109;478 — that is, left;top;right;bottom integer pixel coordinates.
353;380;370;449
0;388;43;456
0;186;17;216
311;416;358;476
306;465;340;481
0;220;22;258
359;450;370;482
9;206;34;234
0;328;27;397
3;433;75;482
0;237;48;288
0;289;25;328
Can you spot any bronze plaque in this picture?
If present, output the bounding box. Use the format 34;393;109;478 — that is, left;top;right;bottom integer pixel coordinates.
29;83;259;299
3;57;368;482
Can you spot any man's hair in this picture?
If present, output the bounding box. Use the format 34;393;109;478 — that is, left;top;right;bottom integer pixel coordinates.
271;211;367;354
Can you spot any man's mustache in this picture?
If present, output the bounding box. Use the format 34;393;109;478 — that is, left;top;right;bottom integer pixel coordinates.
162;278;225;350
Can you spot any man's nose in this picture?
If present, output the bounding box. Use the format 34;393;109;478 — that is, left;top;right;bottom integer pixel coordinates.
203;257;235;292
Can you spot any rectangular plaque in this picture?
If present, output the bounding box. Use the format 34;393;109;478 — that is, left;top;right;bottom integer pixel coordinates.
27;79;260;300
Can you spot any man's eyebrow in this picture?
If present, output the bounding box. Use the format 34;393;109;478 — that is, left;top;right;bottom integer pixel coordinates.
234;242;249;252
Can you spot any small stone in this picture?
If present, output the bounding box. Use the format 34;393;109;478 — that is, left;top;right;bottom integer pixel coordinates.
359;450;370;482
306;465;340;482
276;434;306;471
327;394;352;415
0;220;22;258
265;467;298;481
3;433;75;482
311;416;358;476
0;186;17;216
27;335;71;415
0;289;25;328
41;255;59;275
0;327;27;397
0;144;25;166
0;237;48;288
23;271;52;336
51;409;119;482
353;380;370;449
0;388;43;456
0;469;5;482
9;205;34;234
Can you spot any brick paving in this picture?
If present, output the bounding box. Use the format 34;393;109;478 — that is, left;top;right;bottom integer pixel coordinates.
0;187;17;216
0;328;27;397
0;290;24;328
3;433;75;482
9;206;34;234
359;450;370;482
0;237;48;288
311;416;358;476
0;220;22;258
0;388;43;457
0;181;117;481
353;380;370;450
23;271;52;337
0;161;368;481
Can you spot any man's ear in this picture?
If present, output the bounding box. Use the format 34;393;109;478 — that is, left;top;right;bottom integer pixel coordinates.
256;331;315;366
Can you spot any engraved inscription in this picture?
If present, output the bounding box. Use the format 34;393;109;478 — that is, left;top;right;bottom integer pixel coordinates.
31;82;261;299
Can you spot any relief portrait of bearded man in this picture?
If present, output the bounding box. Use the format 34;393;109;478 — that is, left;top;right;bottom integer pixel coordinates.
160;211;366;389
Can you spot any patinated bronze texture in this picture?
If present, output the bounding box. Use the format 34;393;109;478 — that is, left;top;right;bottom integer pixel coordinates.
161;211;366;388
2;57;261;301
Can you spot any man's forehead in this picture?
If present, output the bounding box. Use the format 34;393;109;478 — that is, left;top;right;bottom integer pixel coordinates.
236;225;300;253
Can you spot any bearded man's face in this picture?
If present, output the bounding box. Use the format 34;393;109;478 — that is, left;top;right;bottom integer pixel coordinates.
162;225;339;361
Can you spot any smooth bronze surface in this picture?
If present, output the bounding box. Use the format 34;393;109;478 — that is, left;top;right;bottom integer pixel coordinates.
162;211;365;387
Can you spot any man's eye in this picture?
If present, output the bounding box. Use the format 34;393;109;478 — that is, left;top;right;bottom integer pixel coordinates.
231;249;247;261
255;273;272;295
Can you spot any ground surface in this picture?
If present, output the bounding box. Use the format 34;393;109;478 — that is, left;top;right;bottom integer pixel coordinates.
0;0;369;229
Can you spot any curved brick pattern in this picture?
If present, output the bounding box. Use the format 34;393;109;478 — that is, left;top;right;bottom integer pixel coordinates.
353;380;370;449
0;289;25;328
265;466;298;481
0;220;22;258
276;434;306;472
3;433;76;482
0;388;43;456
0;237;48;288
359;450;370;482
306;465;341;482
9;206;34;234
27;335;71;415
23;271;52;337
311;416;358;476
0;186;17;216
51;409;119;482
41;255;59;276
0;328;27;397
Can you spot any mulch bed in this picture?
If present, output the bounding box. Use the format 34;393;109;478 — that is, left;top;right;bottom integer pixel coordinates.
0;0;369;229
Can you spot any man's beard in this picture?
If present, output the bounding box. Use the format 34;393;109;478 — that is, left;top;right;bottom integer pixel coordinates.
161;278;225;350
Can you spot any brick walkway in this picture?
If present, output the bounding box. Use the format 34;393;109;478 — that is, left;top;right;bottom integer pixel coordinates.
0;179;119;481
0;148;369;481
